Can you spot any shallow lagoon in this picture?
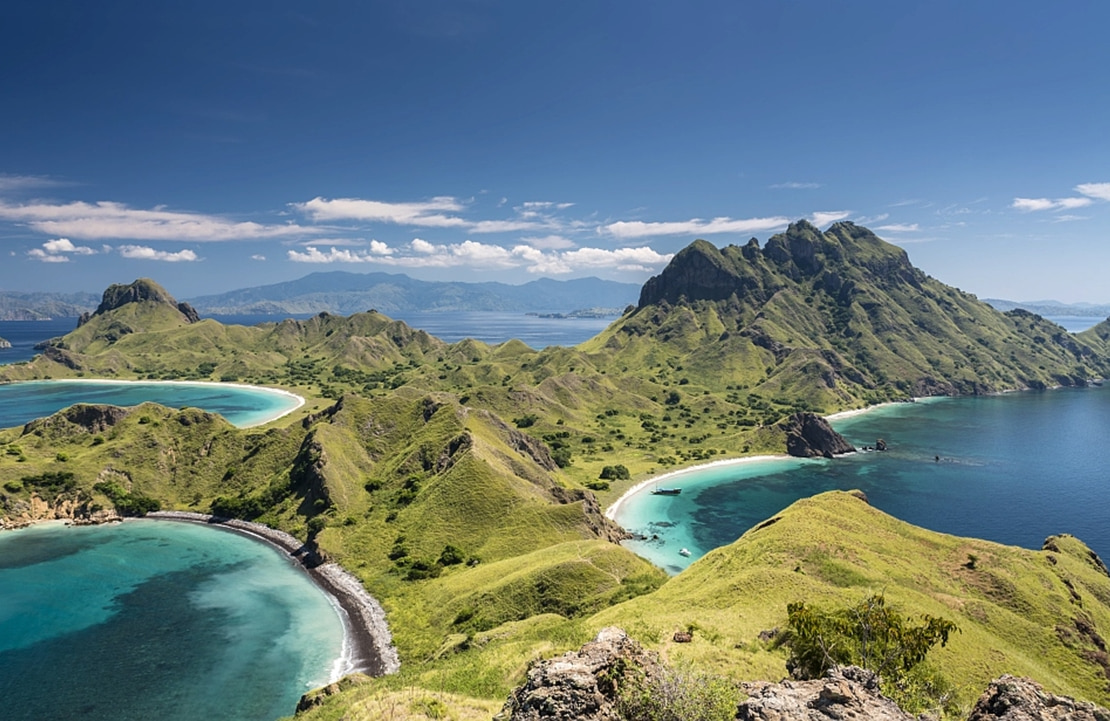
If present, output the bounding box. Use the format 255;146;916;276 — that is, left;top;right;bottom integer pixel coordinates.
0;380;302;429
0;520;344;721
614;386;1110;574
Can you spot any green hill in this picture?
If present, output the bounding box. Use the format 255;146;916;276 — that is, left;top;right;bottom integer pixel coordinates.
583;222;1110;411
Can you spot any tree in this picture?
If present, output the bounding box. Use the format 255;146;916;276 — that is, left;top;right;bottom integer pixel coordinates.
780;594;957;683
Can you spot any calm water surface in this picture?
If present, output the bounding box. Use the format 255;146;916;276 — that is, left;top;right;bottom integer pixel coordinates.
617;386;1110;574
0;521;344;721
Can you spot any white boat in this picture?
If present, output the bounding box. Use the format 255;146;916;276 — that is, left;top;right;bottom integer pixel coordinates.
679;548;691;557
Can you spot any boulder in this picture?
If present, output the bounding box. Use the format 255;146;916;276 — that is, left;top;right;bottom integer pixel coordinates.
736;666;915;721
498;627;663;721
966;675;1110;721
779;412;855;458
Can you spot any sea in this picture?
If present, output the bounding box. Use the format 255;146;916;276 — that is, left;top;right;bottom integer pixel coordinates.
0;520;344;721
615;385;1110;575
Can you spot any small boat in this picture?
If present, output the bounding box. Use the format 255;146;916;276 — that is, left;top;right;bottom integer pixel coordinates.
679;548;691;557
651;487;682;496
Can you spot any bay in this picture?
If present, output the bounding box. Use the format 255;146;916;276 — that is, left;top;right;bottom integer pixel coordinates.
615;386;1110;575
0;520;344;721
0;380;302;430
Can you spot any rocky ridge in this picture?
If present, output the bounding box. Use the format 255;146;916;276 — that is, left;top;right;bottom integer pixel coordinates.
499;627;1110;721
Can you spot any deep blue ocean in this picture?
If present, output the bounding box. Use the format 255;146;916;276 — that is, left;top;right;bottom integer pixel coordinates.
617;386;1110;574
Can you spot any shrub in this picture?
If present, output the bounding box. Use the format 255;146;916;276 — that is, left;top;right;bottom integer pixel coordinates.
618;664;740;721
600;464;631;481
779;594;957;700
513;413;538;428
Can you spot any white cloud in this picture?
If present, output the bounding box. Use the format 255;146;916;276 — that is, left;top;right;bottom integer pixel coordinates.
521;235;576;250
602;216;790;239
810;210;852;226
411;238;437;254
368;239;394;255
0;200;312;241
770;181;821;189
1077;182;1110;201
296;196;468;227
0;174;66;191
251;254;266;261
288;238;672;275
27;249;71;263
875;223;920;232
469;218;550;233
1012;196;1093;212
26;237;98;262
855;213;890;225
43;237;97;254
118;245;199;262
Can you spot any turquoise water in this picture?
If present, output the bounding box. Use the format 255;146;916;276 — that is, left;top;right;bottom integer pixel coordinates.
0;520;344;721
0;380;301;429
616;386;1110;574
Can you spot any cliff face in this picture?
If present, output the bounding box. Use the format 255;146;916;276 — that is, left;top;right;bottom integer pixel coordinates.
779;412;855;458
77;278;200;327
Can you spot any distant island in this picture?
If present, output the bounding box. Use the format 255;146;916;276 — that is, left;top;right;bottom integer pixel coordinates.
985;297;1110;318
0;290;100;320
184;271;640;316
525;307;626;319
5;221;1110;719
0;273;640;320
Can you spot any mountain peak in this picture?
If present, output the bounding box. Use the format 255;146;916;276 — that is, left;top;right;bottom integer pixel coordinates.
78;279;200;327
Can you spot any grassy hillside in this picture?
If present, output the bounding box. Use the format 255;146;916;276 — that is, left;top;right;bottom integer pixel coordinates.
291;492;1110;720
4;227;1110;719
582;222;1110;412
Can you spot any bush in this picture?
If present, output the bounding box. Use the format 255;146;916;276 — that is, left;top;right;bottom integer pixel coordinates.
618;664;740;721
438;544;466;566
779;594;957;692
600;464;631;481
513;413;538;428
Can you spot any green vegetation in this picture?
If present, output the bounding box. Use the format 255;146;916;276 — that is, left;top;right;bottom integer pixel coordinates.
780;594;958;713
4;229;1110;720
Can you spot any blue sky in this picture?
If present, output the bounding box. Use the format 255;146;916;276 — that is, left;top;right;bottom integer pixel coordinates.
1;1;1108;302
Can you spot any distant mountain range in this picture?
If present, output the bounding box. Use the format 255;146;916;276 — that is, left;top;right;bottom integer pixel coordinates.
0;291;100;320
184;272;640;315
0;273;640;320
984;298;1110;318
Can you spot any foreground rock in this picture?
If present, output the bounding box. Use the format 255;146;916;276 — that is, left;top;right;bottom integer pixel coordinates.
779;412;855;458
736;666;913;720
500;628;1110;721
966;675;1110;721
498;627;662;721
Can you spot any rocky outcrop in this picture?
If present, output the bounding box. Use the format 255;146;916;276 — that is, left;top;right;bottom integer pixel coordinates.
23;404;131;435
736;666;914;721
0;492;121;530
77;278;200;327
498;627;663;721
966;675;1110;720
779;412;855;458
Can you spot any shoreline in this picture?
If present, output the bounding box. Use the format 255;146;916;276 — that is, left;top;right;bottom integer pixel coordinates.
605;399;912;523
2;378;306;427
146;511;399;681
